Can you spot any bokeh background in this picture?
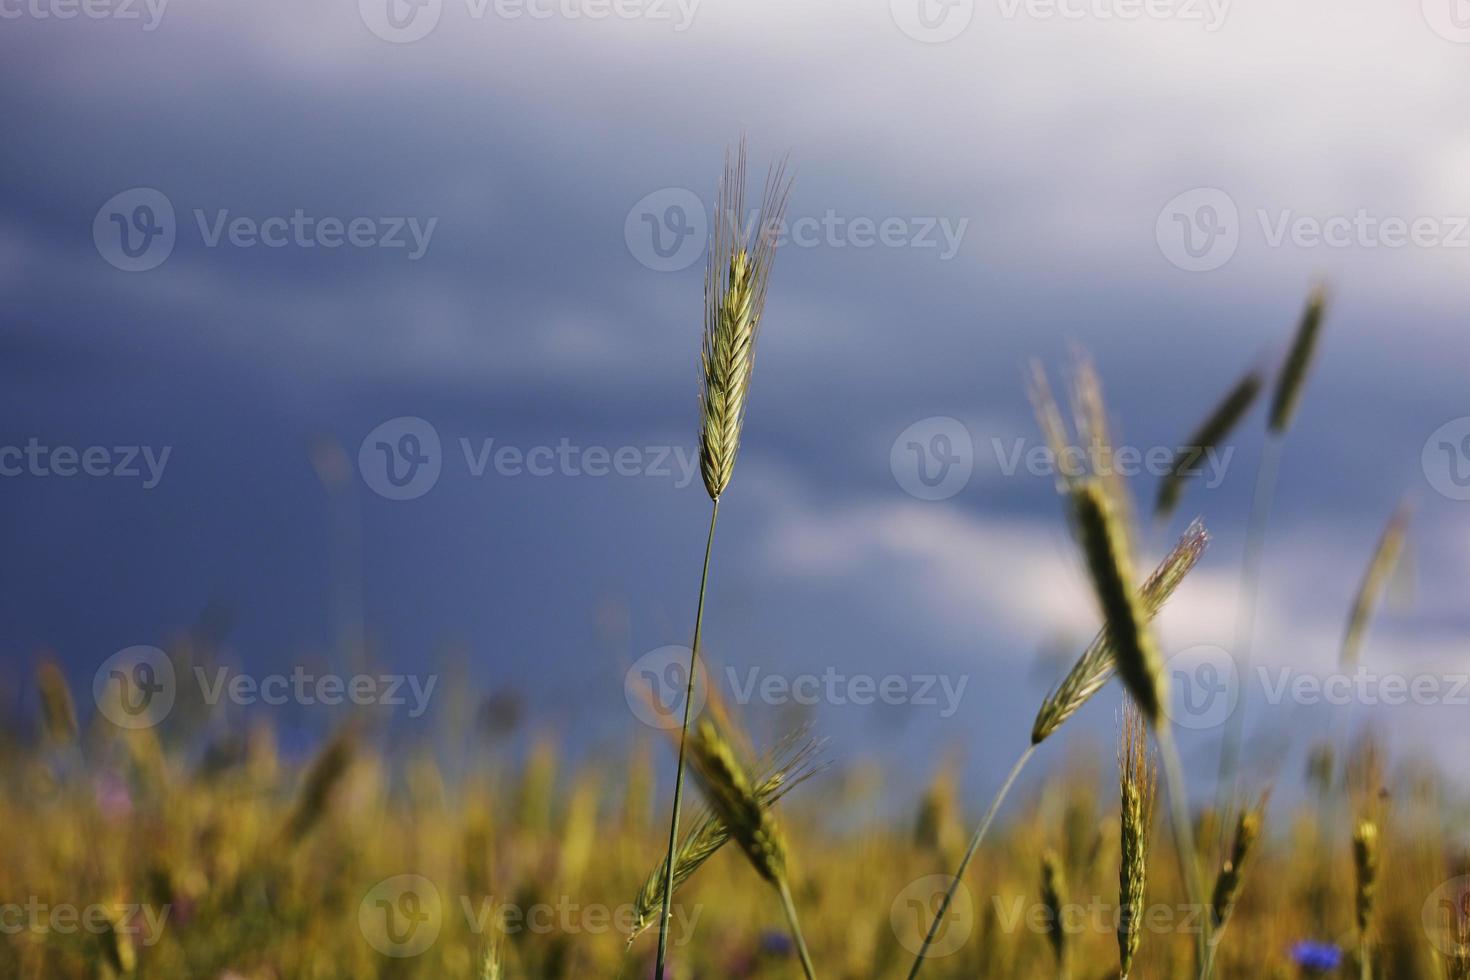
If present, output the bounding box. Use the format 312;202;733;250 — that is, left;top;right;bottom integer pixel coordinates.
3;0;1470;807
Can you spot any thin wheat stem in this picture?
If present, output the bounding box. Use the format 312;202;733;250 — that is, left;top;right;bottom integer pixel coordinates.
1155;723;1211;979
1215;434;1282;820
655;498;720;980
778;876;819;980
906;743;1038;980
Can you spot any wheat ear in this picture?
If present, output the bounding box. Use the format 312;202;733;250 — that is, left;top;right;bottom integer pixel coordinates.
1268;285;1327;435
1155;367;1264;523
1340;500;1411;671
686;719;818;979
1118;700;1157;980
629;734;821;943
1041;848;1070;980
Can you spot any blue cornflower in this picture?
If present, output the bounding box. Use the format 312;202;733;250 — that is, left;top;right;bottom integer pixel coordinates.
1291;940;1343;974
759;929;795;957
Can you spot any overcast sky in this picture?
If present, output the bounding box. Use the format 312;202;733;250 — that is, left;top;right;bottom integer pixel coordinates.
2;0;1469;803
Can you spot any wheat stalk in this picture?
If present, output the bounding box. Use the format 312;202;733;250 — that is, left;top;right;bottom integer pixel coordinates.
655;137;791;980
1118;700;1157;980
1155;367;1264;523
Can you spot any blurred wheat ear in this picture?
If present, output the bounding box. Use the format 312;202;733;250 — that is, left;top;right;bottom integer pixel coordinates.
282;725;356;844
1071;481;1165;723
628;732;822;944
685;718;819;979
1268;285;1327;435
1033;519;1210;744
36;659;78;746
1340;499;1412;670
1155;367;1264;523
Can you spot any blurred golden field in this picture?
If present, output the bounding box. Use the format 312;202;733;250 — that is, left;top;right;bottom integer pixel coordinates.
5;665;1470;979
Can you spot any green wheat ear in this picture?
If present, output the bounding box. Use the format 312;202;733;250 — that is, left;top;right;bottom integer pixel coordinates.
698;141;791;500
